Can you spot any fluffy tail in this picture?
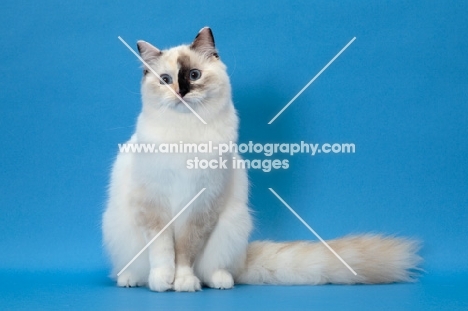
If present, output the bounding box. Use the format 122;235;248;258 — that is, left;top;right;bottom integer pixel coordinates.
235;235;421;285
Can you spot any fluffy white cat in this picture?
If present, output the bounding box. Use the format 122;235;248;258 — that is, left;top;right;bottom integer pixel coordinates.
102;27;421;292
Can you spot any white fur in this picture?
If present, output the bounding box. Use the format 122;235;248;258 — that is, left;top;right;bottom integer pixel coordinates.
102;31;421;292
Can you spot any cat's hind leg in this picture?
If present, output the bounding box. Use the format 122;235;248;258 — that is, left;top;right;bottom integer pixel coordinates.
102;202;150;287
102;152;150;287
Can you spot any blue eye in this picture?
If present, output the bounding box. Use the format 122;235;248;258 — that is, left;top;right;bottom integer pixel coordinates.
160;74;173;84
189;69;201;81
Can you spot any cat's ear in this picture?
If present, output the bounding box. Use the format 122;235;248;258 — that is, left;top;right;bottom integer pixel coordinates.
191;27;219;59
137;40;162;60
137;41;162;75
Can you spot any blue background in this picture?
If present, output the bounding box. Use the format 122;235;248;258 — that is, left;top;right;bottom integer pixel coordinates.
1;0;467;309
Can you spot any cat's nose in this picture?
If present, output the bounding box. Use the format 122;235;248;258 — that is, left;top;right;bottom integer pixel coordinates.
174;87;183;98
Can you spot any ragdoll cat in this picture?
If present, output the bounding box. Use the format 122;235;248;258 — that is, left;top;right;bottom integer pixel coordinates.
102;27;421;292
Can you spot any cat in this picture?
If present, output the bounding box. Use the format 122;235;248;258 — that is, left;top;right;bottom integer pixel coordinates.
102;27;421;292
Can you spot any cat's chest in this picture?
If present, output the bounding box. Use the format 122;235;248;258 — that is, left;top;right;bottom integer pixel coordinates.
132;116;237;211
132;151;231;212
134;151;225;181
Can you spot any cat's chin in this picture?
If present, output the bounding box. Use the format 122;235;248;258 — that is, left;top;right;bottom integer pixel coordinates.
170;99;198;113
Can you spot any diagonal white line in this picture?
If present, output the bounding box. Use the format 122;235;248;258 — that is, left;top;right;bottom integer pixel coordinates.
268;188;357;275
268;37;356;124
117;36;207;125
117;188;207;276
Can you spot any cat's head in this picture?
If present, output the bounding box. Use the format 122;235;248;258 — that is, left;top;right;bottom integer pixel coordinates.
137;27;231;120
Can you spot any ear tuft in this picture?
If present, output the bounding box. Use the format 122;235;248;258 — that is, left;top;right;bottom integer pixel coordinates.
191;27;219;59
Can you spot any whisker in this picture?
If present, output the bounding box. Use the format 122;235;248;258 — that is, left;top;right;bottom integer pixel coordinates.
105;124;135;131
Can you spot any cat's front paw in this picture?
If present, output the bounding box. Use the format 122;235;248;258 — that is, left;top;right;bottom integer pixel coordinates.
148;267;175;292
117;270;146;288
173;271;201;292
208;269;234;290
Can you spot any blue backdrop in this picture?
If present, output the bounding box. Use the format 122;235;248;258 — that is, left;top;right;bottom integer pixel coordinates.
1;1;467;309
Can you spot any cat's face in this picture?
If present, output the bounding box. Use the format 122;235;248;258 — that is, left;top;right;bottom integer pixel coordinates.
137;28;231;117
